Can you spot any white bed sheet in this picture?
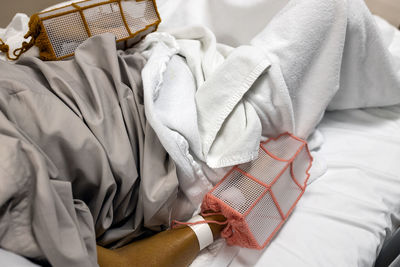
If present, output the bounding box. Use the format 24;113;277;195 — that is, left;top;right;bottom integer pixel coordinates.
192;105;400;267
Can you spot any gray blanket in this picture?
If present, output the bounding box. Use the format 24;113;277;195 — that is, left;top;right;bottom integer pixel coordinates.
0;34;179;267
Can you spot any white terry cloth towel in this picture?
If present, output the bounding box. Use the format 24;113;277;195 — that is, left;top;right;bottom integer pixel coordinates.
134;36;215;211
133;29;273;213
134;0;400;212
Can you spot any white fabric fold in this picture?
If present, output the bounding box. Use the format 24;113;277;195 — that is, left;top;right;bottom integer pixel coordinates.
156;0;395;168
131;0;400;216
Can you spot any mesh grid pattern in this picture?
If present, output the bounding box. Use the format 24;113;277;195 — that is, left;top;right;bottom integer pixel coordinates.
291;146;311;186
39;6;75;18
125;25;155;46
43;12;89;58
202;133;313;249
122;0;159;33
270;166;302;216
84;3;129;39
76;0;105;8
245;192;282;246
38;0;160;60
262;134;304;161
239;147;287;185
212;170;265;215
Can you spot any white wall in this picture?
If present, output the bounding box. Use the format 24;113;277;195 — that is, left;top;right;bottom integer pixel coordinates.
1;0;64;27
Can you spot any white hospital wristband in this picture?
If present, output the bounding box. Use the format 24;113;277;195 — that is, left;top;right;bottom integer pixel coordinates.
187;215;214;250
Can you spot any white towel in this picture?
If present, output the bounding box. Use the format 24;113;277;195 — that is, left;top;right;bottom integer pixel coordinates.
132;0;400;214
140;0;399;163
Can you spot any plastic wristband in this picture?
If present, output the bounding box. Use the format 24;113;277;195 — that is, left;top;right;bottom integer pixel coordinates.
187;215;214;250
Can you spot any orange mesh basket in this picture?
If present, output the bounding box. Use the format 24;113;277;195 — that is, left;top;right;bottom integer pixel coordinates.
0;0;161;61
201;132;313;249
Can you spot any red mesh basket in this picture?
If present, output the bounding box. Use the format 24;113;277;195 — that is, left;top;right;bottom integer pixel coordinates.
201;132;313;249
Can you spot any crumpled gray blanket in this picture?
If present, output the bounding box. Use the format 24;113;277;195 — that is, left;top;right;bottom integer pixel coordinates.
0;33;179;267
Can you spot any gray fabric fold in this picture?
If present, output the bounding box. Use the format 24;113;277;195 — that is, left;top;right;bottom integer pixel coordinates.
0;33;178;267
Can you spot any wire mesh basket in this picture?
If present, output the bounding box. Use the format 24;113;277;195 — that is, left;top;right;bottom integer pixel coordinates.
201;132;313;249
0;0;160;61
38;0;160;60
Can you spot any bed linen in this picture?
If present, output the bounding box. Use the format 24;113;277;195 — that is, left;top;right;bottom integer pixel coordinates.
139;0;400;266
0;1;400;267
1;104;399;267
153;0;400;166
0;34;181;267
130;0;400;221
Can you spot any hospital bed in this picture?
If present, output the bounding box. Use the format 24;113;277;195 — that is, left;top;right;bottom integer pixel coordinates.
0;0;399;266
